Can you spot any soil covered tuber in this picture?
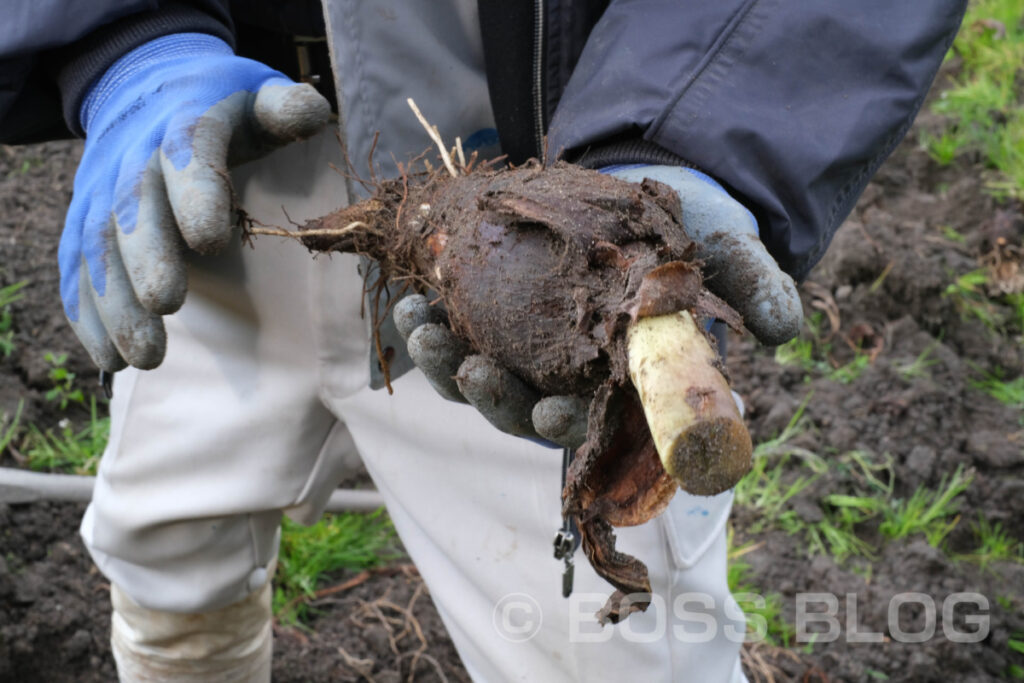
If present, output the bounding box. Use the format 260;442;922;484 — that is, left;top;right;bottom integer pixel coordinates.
280;150;751;623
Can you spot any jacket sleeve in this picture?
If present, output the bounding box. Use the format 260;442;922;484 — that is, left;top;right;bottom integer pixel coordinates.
0;1;232;143
547;1;967;281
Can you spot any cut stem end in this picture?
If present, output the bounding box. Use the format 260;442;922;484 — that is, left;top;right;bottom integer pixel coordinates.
627;311;752;496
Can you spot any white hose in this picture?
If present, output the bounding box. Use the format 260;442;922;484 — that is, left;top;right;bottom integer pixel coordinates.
0;467;385;512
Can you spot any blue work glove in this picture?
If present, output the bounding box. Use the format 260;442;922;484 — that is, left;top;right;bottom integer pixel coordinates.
395;164;801;449
61;33;330;371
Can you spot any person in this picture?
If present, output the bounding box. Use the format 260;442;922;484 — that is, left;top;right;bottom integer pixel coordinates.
1;2;966;681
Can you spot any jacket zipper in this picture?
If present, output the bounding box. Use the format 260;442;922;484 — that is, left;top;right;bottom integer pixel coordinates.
532;0;545;159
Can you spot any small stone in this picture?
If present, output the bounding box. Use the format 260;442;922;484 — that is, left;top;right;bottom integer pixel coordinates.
363;624;391;658
905;445;936;479
966;430;1021;468
13;573;42;605
63;629;92;659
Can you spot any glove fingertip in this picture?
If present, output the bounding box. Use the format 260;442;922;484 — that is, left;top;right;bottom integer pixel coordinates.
746;279;804;347
393;294;446;340
67;287;128;373
136;275;187;316
253;82;330;143
456;355;539;437
532;396;589;449
407;323;466;400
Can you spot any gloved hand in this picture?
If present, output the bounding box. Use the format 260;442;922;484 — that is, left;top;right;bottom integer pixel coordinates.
61;33;330;371
394;294;589;448
395;164;802;448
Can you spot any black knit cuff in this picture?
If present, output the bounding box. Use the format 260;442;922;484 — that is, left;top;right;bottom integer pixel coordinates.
55;3;235;137
572;139;690;170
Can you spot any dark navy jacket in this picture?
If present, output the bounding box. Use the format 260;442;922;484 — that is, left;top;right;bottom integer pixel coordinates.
0;0;966;280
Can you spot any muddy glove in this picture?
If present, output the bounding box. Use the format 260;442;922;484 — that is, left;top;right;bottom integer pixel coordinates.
604;164;802;346
60;33;330;371
394;295;588;448
395;164;802;448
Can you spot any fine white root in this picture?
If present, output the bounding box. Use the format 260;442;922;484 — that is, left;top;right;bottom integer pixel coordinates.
455;136;467;169
627;311;752;495
247;221;378;239
407;98;459;178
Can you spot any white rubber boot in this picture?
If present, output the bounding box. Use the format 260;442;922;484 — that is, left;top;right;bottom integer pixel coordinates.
109;578;272;682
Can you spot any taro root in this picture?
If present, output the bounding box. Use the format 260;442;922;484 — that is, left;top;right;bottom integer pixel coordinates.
260;114;753;623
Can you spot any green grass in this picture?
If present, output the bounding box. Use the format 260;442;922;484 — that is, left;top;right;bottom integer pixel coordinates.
1007;292;1024;332
0;280;27;307
736;396;827;538
943;268;1024;343
940;224;968;244
970;368;1024;408
826;354;870;385
0;281;28;358
42;352;85;410
0;400;23;457
727;529;796;647
773;312;873;385
21;397;108;476
958;516;1024;568
894;340;942;381
773;336;816;372
1009;632;1024;679
735;402;976;563
5;157;40;179
878;465;973;546
945;268;1007;331
923;0;1024;199
774;313;828;378
273;510;402;626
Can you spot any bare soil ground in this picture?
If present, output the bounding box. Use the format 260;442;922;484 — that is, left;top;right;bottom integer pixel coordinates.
2;85;1022;680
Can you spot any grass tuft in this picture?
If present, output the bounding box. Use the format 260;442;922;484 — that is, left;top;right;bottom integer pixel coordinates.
727;528;796;647
877;466;973;547
970;368;1024;408
736;403;975;563
0;400;23;457
895;340;942;381
21;397;108;476
0;281;28;358
773;312;873;384
923;0;1024;199
274;510;402;625
42;352;85;410
958;516;1024;568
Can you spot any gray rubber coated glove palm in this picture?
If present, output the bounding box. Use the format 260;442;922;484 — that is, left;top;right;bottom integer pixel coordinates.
394;164;803;448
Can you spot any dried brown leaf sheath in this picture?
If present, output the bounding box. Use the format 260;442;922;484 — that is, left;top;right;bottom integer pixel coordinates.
294;160;750;622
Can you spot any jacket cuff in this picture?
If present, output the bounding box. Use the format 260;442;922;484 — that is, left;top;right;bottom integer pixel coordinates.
56;4;235;137
572;139;689;170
